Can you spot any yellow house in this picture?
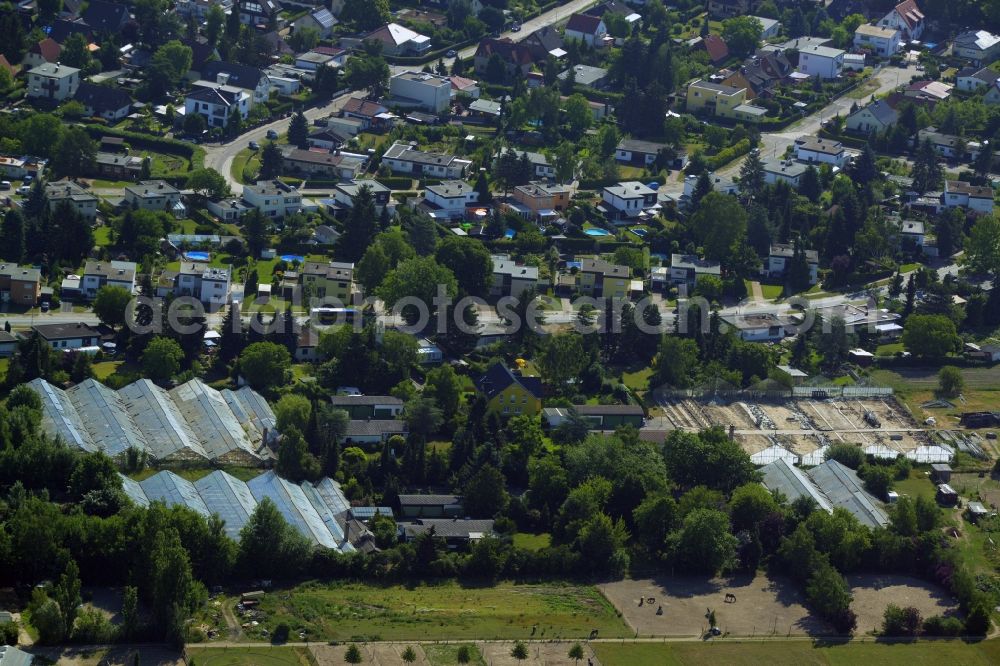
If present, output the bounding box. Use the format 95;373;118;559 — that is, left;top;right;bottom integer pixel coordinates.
477;363;543;417
299;261;355;303
576;257;631;299
686;79;754;120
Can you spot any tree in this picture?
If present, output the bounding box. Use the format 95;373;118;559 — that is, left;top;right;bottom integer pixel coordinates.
965;214;1000;278
568;643;584;664
901;314;959;359
730;482;779;532
911;138;943;193
425;364;462;421
883;604;922;636
825;443;864;469
141;337;184;383
806;563;855;633
456;646;472;663
288;110;308;148
70;351;94;384
52;127;96;177
344;45;390;96
722;17;764;57
340;185;379;263
938;366;964;397
435;235;493;297
30;595;66;644
688;192;748;265
344;644;364;664
538;334;586;392
463;464;509;517
663;428;757;493
669;508;738;575
93;285;133;329
401;647;417;663
239;341;291;389
653;336;699;388
862;464;894;500
404;395;443;438
276;427;320;482
1;209;25;262
60;33;91;69
739;150;765;200
564;94;593;136
313;63;340;99
239;497;312;578
377;257;458;311
259;141;283;180
183;111;207;137
632;493;677;554
186;168;230;199
510;641;528;662
275;394;312;433
342;0;390;30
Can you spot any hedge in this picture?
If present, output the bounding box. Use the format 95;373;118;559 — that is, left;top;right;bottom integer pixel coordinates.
705;139;752;171
190;208;218;228
376;176;415;190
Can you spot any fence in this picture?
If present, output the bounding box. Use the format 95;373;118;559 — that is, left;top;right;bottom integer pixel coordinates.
653;385;894;401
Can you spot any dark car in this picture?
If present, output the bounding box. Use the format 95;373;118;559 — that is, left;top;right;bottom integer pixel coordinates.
249;141;260;150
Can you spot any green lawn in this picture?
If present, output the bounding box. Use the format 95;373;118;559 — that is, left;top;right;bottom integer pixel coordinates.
92;360;123;380
512;532;551;551
231;148;261;184
894;471;938;502
760;284;784;300
185;647;313;666
253;581;629;641
423;644;486;666
876;342;905;356
622;367;653;392
593;639;1000;666
94;225;112;247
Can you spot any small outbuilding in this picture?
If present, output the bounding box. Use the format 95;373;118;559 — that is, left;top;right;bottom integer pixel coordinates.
930;463;952;483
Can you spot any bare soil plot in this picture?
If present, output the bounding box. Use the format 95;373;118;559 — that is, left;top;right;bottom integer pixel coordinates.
478;641;601;666
599;574;830;638
848;574;960;635
313;644;380;666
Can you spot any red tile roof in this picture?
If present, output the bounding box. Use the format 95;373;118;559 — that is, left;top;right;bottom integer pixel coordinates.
32;38;62;63
893;0;924;31
566;13;604;35
702;35;729;63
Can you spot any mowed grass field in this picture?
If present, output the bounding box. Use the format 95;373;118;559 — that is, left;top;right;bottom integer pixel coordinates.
187;646;314;665
255;581;629;641
593;639;1000;666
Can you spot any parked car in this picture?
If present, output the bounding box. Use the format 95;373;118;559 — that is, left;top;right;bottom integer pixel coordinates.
446;49;457;57
248;141;260;150
0;181;10;190
266;129;278;140
40;302;49;312
16;185;30;195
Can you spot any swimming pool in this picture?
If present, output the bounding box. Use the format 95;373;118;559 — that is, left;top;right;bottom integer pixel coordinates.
630;228;648;238
504;229;516;239
281;254;305;263
585;228;612;237
185;251;210;261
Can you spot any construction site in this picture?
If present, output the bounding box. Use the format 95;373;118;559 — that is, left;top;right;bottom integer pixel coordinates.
652;392;958;464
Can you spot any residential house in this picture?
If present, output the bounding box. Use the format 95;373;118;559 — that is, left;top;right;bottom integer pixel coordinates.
329;395;404;419
184;85;250;128
0;331;18;357
467;98;501;120
207;198;253;222
720;311;793;342
80;0;130;33
423;180;478;219
198;62;270;105
853;24;902;56
331;180;392;215
402;518;493;547
124;180;181;212
964;342;1000;362
299;261;354;303
27;63;80;102
797;45;845;79
577;258;631;299
82;260;137;298
0;156;46;180
362;23;431;57
916;127;964;159
293;51;337;72
23;38;61;69
340;97;392;131
312;225;341;245
382;141;471;179
905;80;953;104
522;25;564;60
692;34;729;65
0;263;41;306
292;8;337;39
241;180;302;218
753;16;780;39
943;180;994;214
794;135;850;167
878;0;924;41
491;254;539;299
176;0;234;21
31;322;105;350
508;181;570;221
398;494;463;519
707;0;756;19
956;66;999;92
761;158;810;187
473;38;534;77
669;254;721;289
389;71;451;113
476;363;543;417
174;264;231;306
344;420;407;443
237;0;280;27
723;51;793;99
953;30;1000;65
564;13;608;47
514;151;555;179
542;404;644;430
281;148;365;180
600;181;658;222
450;75;481;99
47;19;93;46
895;219;925;249
843;53;866;71
616;138;668;167
685;80;766;122
306;128;348;151
986;80;1000;105
558;64;608;89
846;99;898;134
46;180;97;221
74;82;132;121
766;243;819;284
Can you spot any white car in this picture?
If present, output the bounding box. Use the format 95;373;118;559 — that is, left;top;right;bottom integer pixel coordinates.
16;185;30;195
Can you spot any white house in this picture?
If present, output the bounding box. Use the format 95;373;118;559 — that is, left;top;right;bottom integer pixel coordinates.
26;63;80;102
491;254;539;299
176;264;231;306
389;71;452;114
767;243;819;284
242;180;303;218
953;30;1000;65
74;82;133;122
896;219;925;247
198;62;271;105
82;260;137;299
878;0;924;42
207;197;253;222
615;138;668;167
793;136;849;167
720;312;791;342
423;180;478;219
31;322;105;350
943;180;994;214
853;24;901;57
846;99;898;134
600;182;658;221
564;13;607;47
46;180;98;221
332;180;392;214
382;141;471;179
956;66;999;92
516;151;556;179
761;158;810;187
184;85;250;129
124;180;182;212
669;254;721;289
797;45;844;79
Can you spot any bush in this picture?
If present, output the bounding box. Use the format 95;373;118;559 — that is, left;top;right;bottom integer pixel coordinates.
0;622;17;645
272;622;290;644
824;443;865;469
705;139;752;171
882;603;921;636
922;615;963;636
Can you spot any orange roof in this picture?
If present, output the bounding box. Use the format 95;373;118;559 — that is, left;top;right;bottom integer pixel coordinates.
32;38;62;63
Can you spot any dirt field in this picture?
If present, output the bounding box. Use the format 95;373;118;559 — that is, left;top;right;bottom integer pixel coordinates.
478;641;601;666
599;574;830;638
848;574;960;635
312;643;597;666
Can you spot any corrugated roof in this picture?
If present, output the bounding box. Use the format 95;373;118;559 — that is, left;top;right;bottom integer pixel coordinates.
248;471;340;548
120;475;150;507
194;470;258;540
29;377;98;452
760;458;833;512
169;379;260;460
300;480;347;544
66;379;150;458
808;460;889;527
139;471;211;517
119;379;209;461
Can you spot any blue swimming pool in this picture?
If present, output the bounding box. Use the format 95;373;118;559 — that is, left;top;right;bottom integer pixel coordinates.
585;228;612;237
504;229;516;239
185;251;210;261
630;228;648;238
281;254;305;263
